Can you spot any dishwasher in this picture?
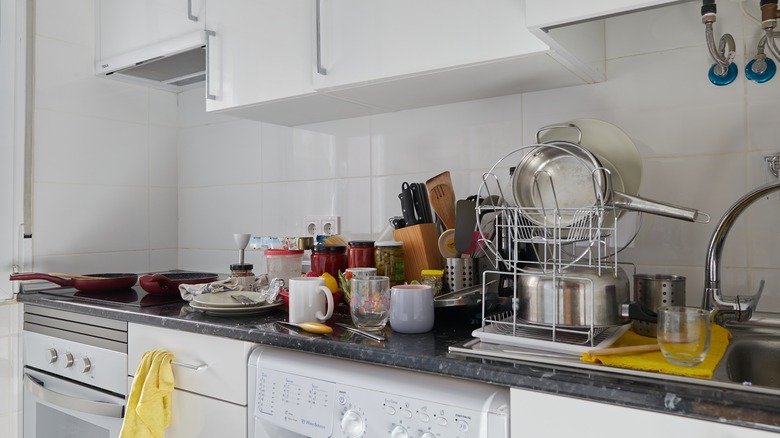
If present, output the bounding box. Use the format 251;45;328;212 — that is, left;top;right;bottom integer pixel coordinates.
248;346;510;438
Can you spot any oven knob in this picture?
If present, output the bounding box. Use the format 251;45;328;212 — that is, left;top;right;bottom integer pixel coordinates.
340;410;365;437
80;357;92;373
390;425;409;438
46;348;58;364
63;352;74;368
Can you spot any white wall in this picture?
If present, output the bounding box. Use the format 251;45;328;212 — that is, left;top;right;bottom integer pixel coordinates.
178;1;780;312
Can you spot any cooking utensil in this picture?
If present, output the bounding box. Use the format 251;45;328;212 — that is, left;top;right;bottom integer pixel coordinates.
276;320;333;334
437;229;458;259
410;182;433;223
426;171;457;230
334;322;386;341
454;198;478;254
139;272;219;295
10;272;138;292
47;272;109;280
399;182;418;226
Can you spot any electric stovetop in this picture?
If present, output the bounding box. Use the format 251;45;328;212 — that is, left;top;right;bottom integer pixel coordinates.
20;282;185;308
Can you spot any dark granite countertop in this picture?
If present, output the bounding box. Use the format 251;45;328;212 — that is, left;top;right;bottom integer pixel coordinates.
16;289;780;434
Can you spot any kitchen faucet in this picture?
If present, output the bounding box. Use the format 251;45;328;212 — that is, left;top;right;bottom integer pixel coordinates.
703;181;780;324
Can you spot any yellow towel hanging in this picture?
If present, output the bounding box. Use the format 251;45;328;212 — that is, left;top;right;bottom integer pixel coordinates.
120;350;175;438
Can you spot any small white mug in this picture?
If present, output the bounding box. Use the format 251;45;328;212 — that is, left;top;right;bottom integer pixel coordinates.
389;284;435;334
287;277;334;324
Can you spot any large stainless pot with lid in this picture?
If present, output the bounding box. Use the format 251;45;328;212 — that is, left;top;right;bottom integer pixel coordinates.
512;120;710;226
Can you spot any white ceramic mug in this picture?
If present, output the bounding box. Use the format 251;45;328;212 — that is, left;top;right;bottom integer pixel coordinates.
287;277;334;324
389;284;435;334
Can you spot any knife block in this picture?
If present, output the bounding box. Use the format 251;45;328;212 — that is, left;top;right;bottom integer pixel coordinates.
393;223;442;283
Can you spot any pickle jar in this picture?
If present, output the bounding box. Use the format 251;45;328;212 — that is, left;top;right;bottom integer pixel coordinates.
374;241;404;286
348;240;375;269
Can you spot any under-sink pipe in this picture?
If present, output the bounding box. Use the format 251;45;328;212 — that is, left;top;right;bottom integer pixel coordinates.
702;0;738;85
760;0;780;59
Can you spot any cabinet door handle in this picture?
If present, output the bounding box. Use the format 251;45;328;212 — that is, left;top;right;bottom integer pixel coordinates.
316;0;327;75
187;0;199;22
172;360;209;371
205;29;217;100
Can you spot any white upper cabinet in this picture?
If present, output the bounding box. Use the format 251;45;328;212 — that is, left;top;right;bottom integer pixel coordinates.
312;0;592;112
97;0;204;62
204;0;372;126
525;0;685;28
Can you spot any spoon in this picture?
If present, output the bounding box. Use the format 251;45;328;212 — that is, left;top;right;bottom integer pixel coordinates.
276;321;333;334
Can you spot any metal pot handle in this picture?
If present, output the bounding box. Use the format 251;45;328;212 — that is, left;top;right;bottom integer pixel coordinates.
611;192;711;223
535;123;583;144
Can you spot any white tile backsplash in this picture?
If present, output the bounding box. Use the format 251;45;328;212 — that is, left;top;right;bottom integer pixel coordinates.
28;0;780;311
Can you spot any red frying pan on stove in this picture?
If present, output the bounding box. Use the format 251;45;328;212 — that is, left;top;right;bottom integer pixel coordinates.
10;272;138;292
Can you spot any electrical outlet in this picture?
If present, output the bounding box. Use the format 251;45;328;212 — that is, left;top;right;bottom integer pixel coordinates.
303;215;340;236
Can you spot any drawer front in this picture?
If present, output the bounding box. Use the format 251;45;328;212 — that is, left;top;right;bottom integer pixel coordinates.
128;323;253;405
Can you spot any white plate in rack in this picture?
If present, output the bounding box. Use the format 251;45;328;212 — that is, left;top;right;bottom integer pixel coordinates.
472;319;631;355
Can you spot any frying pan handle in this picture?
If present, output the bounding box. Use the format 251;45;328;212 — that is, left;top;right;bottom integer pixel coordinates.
611;192;711;224
9;273;75;287
535;123;583;144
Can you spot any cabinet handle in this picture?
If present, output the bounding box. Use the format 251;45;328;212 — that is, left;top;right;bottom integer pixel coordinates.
316;0;327;75
205;29;217;100
24;374;124;418
187;0;199;22
172;360;209;371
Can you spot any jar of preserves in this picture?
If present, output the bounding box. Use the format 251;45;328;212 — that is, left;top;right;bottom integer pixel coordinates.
347;241;375;269
311;245;348;279
230;263;256;291
374;241;404;286
421;269;444;297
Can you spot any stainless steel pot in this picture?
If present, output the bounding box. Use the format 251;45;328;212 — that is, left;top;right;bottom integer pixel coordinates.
518;266;631;328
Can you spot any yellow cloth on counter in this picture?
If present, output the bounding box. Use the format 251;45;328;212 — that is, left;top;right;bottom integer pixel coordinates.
119;350;175;438
580;324;731;379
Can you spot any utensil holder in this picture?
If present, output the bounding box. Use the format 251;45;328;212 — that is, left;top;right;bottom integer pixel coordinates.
445;257;474;292
393;223;442;283
633;274;686;337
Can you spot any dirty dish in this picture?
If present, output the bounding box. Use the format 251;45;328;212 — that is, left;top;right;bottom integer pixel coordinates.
193;291;266;308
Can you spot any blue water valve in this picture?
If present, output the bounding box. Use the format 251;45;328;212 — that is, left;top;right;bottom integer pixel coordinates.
708;62;738;86
746;58;776;83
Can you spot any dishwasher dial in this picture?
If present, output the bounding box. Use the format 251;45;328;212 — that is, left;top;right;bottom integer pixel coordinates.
46;348;58;364
390;425;409;438
340;409;365;437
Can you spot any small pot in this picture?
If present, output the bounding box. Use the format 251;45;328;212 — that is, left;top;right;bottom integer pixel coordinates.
139;272;218;295
518;266;655;328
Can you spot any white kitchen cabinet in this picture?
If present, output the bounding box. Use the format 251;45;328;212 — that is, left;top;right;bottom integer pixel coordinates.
96;0;204;61
313;0;592;112
525;0;685;29
127;323;254;437
510;388;778;437
204;0;372;126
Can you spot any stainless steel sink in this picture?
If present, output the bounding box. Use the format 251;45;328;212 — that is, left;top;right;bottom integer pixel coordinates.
713;316;780;389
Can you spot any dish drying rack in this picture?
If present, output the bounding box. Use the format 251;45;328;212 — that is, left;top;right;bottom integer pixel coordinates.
472;144;633;355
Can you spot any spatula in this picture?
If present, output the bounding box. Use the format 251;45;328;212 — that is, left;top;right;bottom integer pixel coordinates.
426;171;457;230
454;198;477;254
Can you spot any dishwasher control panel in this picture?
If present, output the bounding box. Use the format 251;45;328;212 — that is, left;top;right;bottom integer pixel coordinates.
249;346;510;438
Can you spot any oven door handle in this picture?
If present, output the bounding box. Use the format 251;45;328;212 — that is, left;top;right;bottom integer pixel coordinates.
24;374;125;419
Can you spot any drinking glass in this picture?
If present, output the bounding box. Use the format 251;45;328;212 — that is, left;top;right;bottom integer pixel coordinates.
349;276;390;329
657;306;711;367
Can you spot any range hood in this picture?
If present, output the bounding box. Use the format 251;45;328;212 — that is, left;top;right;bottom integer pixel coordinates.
96;31;206;92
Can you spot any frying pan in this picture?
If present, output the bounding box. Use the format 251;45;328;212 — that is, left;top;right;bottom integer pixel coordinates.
139;272;219;295
10;272;138;292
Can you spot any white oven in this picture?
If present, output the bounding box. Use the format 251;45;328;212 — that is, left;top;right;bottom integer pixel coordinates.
249;346;511;438
23;306;128;438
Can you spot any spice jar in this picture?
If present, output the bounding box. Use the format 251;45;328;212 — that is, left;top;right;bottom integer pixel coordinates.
374;241;404;286
230;263;255;291
311;245;348;279
421;269;444;297
348;241;375;269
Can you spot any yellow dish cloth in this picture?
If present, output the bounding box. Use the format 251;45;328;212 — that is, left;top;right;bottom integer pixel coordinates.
120;350;175;438
580;324;731;379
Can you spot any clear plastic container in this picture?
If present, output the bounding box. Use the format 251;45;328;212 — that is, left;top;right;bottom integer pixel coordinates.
264;249;304;289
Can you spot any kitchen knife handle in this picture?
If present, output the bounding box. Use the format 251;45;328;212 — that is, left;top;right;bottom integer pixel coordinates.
399;183;418;226
409;183;428;223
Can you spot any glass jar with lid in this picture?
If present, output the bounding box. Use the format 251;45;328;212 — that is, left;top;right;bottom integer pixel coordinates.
311;245;348;279
230;263;256;291
347;240;375;269
374;241;404;286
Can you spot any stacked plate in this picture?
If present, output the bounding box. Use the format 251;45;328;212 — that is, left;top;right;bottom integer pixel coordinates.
189;291;282;316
